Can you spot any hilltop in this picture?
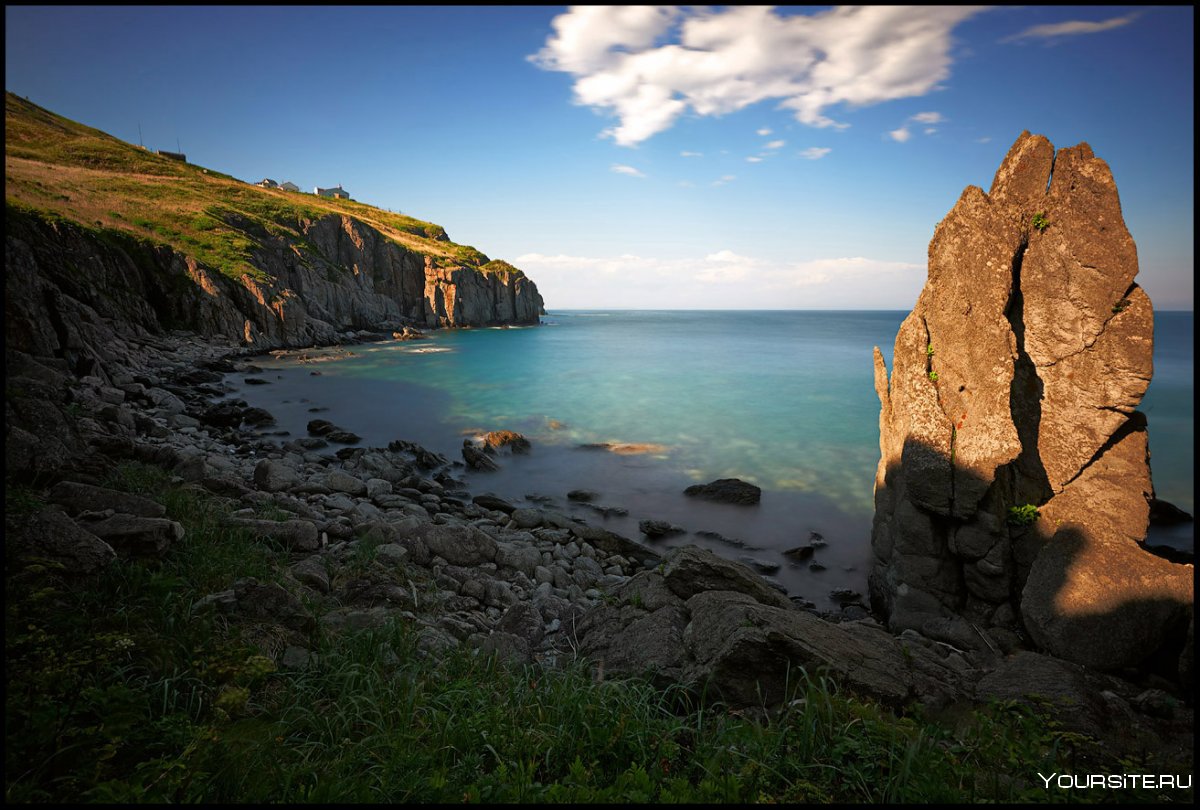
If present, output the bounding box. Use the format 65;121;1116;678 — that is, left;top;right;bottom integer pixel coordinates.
5;92;543;347
6;93;513;278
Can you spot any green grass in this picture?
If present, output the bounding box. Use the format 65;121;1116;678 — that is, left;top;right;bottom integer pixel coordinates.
5;462;1188;803
5;92;531;285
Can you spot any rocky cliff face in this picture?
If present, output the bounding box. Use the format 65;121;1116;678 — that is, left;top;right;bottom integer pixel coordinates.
869;132;1192;672
5;208;544;366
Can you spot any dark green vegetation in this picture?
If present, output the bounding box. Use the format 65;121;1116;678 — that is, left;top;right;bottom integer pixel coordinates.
1032;212;1049;232
1007;504;1041;527
6;464;1179;803
1112;298;1132;314
4;93;516;282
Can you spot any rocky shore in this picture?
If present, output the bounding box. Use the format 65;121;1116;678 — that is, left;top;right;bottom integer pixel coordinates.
6;325;1192;768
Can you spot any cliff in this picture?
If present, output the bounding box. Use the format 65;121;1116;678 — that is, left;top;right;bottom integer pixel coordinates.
4;93;544;362
869;132;1192;675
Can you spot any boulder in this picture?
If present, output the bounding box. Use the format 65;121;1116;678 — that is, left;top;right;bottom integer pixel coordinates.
84;514;184;558
417;523;498;566
639;519;685;539
869;131;1192;672
462;441;499;471
48;481;166;518
481;430;531;454
576;548;969;708
683;478;762;505
9;507;116;574
253;459;301;493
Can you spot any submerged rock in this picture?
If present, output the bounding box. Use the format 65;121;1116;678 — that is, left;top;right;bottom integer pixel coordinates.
683;478;761;505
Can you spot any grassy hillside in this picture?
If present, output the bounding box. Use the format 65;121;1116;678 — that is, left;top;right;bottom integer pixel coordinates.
4;93;505;281
8;464;1179;804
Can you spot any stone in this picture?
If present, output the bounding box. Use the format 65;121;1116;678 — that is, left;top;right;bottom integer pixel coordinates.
48;481;166;518
472;493;516;514
291;556;331;593
510;508;543;529
9;507;116;574
481;430;531;454
85;514;184;558
661;546;793;611
868;131;1190;673
462;442;499;471
567;489;598;502
417;523;498;566
232;578;314;632
323;469;367;496
639;519;685;539
1020;423;1193;670
253;459;301;493
683;478;762;505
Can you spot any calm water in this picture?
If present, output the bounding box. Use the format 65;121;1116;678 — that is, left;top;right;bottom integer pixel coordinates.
228;310;1194;608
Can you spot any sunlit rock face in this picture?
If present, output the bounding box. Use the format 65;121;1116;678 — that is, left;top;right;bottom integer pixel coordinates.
4;210;543;364
869;131;1192;671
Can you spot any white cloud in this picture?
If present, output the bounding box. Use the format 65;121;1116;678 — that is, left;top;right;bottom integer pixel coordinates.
712;174;737;187
680;150;703;157
757;127;773;136
799;146;831;160
888;126;911;143
911;111;944;124
975;136;992;143
924;127;937;135
610;163;646;178
764;139;786;150
746;156;764;163
1002;14;1137;43
513;250;924;308
532;5;986;146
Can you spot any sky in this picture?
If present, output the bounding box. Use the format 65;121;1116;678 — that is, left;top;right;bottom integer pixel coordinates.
5;5;1194;310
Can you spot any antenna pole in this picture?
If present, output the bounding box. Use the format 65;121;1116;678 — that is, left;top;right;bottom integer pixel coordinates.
138;122;143;148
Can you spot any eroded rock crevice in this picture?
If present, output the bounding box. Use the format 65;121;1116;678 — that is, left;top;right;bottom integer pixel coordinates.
870;131;1192;676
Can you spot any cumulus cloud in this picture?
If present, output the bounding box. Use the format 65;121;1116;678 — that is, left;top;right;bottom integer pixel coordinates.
531;5;986;146
888;126;911;143
911;111;944;124
975;136;992;143
513;250;924;308
680;150;703;157
610;163;646;178
799;146;831;160
746;156;764;163
712;174;737;187
764;139;786;150
757;127;773;136
1002;13;1137;43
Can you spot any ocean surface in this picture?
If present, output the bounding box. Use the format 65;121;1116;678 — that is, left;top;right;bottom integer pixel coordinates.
226;310;1194;610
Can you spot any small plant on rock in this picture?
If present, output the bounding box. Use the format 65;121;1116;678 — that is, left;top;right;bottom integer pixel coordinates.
1032;212;1049;232
927;371;939;383
925;343;935;358
1112;298;1131;314
1007;504;1040;527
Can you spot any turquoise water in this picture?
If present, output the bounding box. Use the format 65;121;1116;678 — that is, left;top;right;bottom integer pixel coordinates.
233;310;1193;604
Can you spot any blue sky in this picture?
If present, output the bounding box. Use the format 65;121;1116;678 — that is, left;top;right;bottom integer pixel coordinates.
5;5;1194;310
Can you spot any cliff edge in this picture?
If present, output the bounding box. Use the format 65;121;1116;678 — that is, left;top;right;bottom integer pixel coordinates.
5;92;544;361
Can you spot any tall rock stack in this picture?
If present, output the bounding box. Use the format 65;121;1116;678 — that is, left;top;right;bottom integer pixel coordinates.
870;132;1192;673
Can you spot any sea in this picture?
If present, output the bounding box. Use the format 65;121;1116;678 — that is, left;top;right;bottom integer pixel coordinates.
225;310;1194;610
